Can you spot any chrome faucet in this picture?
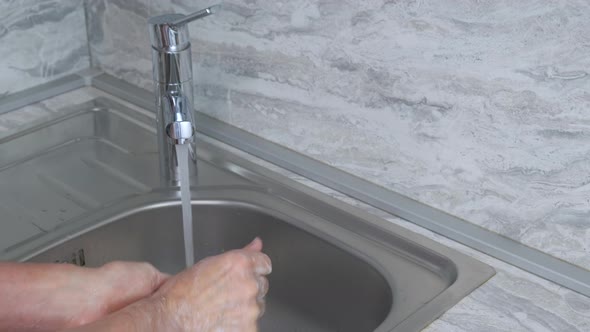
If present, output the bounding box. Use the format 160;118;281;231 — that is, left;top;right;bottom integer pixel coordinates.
148;6;217;186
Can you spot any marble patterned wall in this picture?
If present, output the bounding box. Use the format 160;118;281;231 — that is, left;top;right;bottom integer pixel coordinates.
0;0;89;97
86;0;590;271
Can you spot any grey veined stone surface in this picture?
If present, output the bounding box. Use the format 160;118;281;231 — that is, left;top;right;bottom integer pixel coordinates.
0;0;89;97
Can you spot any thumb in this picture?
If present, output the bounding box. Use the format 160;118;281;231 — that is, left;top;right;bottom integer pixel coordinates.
243;237;263;252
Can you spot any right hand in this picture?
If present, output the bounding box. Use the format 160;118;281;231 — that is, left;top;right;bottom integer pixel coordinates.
136;237;272;332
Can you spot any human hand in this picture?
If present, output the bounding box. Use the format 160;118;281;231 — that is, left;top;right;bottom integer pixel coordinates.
90;261;170;320
50;261;168;328
129;237;272;332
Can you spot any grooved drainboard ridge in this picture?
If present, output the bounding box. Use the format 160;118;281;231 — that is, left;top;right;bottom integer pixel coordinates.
0;127;155;249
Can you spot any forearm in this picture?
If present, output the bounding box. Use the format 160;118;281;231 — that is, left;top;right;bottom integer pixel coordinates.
0;261;167;331
63;298;163;332
0;262;99;331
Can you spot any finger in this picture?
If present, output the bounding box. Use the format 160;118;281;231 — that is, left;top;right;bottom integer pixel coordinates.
257;276;269;299
249;252;272;275
258;297;266;318
156;271;171;288
137;263;169;291
243;237;263;252
100;262;168;313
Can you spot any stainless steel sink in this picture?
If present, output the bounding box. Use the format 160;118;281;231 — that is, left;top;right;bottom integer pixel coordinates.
28;192;392;331
0;97;494;331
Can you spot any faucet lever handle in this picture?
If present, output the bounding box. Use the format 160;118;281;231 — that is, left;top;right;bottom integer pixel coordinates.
170;5;219;27
148;5;218;50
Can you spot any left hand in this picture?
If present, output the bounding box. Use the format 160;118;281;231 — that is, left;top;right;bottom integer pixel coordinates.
88;261;170;322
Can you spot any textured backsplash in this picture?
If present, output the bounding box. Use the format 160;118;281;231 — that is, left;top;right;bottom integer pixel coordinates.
8;0;590;271
0;0;89;97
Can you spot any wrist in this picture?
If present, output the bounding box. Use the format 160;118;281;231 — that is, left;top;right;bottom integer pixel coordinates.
95;261;168;315
117;296;170;332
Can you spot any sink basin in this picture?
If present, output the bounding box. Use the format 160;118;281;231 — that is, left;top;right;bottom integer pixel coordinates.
0;97;494;331
28;192;392;331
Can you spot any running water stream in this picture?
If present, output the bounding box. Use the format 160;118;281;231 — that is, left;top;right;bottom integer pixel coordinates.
176;144;194;267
